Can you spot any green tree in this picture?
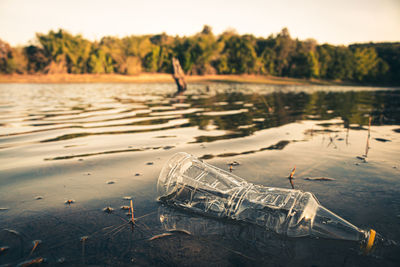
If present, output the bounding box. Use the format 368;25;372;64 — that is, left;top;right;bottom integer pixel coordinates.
25;45;49;73
273;28;295;76
37;29;92;73
0;39;16;73
353;47;380;82
220;34;258;74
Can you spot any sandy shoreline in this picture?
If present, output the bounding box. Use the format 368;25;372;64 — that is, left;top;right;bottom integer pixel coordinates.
0;73;344;85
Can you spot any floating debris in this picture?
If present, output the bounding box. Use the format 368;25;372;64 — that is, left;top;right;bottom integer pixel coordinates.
304;177;336;181
123;196;132;200
374;138;391;142
17;257;45;267
0;207;9;211
57;257;66;264
35;196;43;200
78;158;84;161
65;199;75;205
120;206;130;210
146;162;154;165
106;180;115;184
154;135;177;138
29;240;42;257
227;161;240;166
3;229;20;236
356;156;367;163
134;173;141;176
103;207;114;213
0;246;9;253
148;232;173;241
84;172;91;176
168;229;191;235
163;146;175;150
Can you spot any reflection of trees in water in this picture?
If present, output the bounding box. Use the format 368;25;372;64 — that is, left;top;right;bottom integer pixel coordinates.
185;90;400;143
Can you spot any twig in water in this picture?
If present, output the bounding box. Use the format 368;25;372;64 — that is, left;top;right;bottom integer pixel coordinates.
28;240;41;257
17;257;45;267
80;236;88;263
364;115;372;157
288;166;296;189
288;166;296;179
134;210;157;220
130;200;135;225
327;135;337;149
368;116;372;137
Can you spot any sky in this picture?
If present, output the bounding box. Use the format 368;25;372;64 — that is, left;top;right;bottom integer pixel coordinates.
0;0;399;46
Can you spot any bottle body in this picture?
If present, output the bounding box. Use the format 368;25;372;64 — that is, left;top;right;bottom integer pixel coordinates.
158;152;370;242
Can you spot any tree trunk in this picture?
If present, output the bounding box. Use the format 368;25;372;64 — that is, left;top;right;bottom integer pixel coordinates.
172;57;187;92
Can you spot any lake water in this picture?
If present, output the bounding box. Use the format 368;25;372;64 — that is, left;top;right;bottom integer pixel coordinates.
0;83;399;266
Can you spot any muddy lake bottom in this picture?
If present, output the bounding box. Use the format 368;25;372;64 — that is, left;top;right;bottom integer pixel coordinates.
0;83;400;266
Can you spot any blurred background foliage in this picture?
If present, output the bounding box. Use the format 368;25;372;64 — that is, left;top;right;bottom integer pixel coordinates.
0;26;399;85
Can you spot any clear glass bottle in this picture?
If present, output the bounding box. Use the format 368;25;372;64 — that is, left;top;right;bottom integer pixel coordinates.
158;152;377;251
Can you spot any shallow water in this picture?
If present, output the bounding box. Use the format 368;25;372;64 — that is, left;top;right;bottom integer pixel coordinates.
0;83;400;266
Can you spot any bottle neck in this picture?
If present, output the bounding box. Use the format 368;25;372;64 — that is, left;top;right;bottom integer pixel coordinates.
311;205;368;241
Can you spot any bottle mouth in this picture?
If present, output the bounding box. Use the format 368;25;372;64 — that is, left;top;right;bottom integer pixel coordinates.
157;152;191;198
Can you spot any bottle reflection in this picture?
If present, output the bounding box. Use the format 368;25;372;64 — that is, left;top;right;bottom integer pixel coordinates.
158;205;297;260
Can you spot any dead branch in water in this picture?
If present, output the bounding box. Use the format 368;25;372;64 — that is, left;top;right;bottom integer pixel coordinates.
172;57;187;93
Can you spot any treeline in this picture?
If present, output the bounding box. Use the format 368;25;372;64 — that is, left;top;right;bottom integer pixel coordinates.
0;26;399;84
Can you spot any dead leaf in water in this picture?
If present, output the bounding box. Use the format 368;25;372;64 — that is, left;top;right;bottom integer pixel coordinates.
148;233;173;241
17;257;45;267
103;207;114;213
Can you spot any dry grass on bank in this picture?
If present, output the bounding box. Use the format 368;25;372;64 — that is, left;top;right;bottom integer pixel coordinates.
0;73;343;85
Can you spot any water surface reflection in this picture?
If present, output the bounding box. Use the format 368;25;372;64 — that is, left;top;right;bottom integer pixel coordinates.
0;83;399;266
